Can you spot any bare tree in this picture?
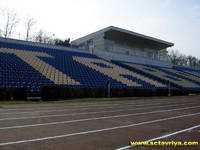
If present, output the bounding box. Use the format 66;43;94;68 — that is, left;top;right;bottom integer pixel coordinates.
0;9;4;37
34;29;54;44
0;9;19;38
168;49;181;65
34;30;44;43
187;55;199;69
168;49;200;69
25;17;36;41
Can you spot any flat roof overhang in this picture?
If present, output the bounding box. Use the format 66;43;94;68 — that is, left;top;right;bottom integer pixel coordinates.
104;27;174;50
72;26;174;50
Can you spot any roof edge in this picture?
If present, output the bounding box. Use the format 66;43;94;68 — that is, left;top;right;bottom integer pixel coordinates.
72;26;174;47
110;26;174;47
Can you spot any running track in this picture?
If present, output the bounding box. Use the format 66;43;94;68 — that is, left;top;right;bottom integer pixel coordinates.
0;96;199;150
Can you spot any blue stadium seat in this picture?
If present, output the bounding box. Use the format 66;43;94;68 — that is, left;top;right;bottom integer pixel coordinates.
0;40;200;92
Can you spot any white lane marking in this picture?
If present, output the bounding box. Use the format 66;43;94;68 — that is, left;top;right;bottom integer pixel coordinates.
0;102;156;115
0;101;132;110
2;98;177;111
116;124;200;150
1;98;191;110
0;101;184;115
0;101;141;110
0;98;197;112
0;102;143;112
0;112;200;146
0;102;197;121
0;105;199;130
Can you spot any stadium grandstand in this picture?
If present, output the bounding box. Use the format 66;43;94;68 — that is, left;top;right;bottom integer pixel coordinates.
0;26;200;100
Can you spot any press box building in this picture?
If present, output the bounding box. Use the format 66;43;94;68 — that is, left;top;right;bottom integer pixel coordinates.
72;26;174;67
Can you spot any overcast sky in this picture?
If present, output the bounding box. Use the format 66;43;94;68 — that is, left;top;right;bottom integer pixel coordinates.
1;0;200;57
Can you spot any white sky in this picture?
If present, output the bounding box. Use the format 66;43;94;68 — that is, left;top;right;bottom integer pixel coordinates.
1;0;200;57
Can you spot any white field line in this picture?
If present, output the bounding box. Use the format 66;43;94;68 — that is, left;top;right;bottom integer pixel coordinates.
0;105;199;130
0;98;187;110
0;101;138;109
0;101;185;115
0;112;200;146
0;101;132;109
0;102;197;121
2;99;177;111
0;102;146;112
0;100;156;110
116;125;200;150
0;102;156;115
0;100;170;113
0;98;197;112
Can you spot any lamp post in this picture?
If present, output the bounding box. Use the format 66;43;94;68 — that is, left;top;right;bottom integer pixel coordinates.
168;81;171;96
107;79;111;97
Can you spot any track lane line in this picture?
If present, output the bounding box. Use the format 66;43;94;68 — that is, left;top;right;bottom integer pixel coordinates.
116;124;200;150
0;102;144;112
0;101;195;116
2;99;179;111
0;102;158;115
0;102;197;121
1;98;197;112
0;112;200;146
1;98;195;110
0;105;199;130
0;101;169;114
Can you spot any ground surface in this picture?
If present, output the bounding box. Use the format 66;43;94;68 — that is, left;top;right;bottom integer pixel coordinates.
0;96;199;150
